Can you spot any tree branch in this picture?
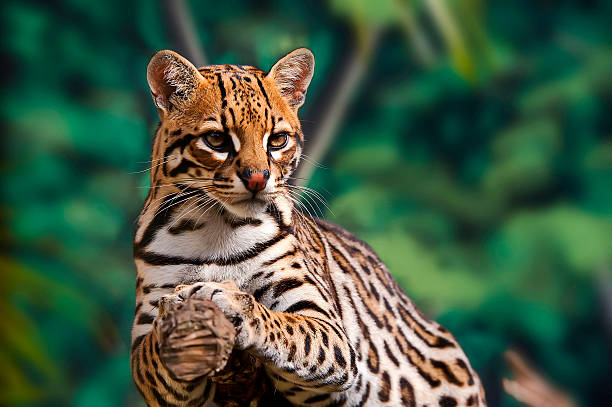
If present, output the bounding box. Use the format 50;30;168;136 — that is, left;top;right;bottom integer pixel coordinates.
503;349;576;407
296;28;381;187
161;0;207;67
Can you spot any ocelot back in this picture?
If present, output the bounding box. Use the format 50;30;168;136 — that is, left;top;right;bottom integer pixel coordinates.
131;48;487;407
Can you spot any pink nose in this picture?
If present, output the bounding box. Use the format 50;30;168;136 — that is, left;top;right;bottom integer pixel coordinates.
239;170;269;193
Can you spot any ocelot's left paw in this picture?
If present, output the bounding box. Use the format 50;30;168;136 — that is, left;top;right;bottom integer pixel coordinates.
174;281;261;349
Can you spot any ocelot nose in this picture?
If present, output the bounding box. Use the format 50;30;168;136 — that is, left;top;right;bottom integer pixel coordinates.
239;169;270;193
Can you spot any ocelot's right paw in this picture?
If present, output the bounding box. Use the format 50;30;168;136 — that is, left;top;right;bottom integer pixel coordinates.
154;293;236;382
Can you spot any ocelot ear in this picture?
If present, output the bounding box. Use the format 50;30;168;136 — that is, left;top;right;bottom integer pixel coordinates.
267;48;315;111
147;50;202;115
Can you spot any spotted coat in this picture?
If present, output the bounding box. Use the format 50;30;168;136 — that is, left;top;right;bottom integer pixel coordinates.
131;48;487;407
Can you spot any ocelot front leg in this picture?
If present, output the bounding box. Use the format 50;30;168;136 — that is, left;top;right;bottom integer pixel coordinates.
130;291;219;407
173;280;358;402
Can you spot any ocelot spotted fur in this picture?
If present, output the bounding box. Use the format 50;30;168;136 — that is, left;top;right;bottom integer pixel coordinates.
131;48;487;407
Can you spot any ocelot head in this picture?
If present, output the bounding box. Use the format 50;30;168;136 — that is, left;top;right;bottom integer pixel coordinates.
146;48;314;217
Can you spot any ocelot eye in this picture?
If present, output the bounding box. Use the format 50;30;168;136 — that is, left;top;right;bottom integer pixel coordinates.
203;132;230;151
268;132;289;150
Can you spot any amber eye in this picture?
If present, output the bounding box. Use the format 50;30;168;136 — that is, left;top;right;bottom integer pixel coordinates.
203;132;229;151
268;132;289;150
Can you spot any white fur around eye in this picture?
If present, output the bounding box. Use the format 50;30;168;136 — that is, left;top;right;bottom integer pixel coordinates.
262;132;270;152
212;151;228;161
195;138;212;152
230;132;241;152
269;136;294;161
195;138;227;161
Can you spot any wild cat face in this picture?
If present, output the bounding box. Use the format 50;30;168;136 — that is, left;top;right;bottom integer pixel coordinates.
146;48;314;217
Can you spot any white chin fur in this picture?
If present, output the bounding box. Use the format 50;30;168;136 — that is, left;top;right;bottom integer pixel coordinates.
221;197;268;218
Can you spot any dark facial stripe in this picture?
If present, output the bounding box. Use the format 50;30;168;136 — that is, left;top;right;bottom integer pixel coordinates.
228;107;236;126
255;76;271;109
216;73;227;109
220;111;229;133
168;157;202;177
163;133;197;162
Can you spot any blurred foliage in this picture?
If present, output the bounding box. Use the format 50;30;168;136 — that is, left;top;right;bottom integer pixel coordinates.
1;0;610;406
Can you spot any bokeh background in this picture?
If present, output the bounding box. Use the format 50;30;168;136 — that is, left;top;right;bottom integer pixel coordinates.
1;0;611;406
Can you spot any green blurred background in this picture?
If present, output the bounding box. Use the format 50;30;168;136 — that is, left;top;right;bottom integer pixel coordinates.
1;0;611;406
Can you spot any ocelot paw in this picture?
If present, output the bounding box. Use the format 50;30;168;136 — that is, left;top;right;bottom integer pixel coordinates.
155;292;236;381
173;281;262;350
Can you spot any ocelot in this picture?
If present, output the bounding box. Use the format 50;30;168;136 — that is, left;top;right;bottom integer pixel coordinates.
131;48;487;407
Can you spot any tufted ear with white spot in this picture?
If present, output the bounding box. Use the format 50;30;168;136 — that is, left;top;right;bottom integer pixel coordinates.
147;50;202;115
267;48;315;111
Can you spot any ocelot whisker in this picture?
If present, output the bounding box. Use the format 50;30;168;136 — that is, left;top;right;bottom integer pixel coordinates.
130;155;176;174
148;180;203;209
168;196;212;229
287;184;334;216
154;192;199;219
192;198;220;230
300;153;327;169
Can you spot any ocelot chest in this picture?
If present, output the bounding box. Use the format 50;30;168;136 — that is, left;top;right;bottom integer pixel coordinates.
136;205;304;304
